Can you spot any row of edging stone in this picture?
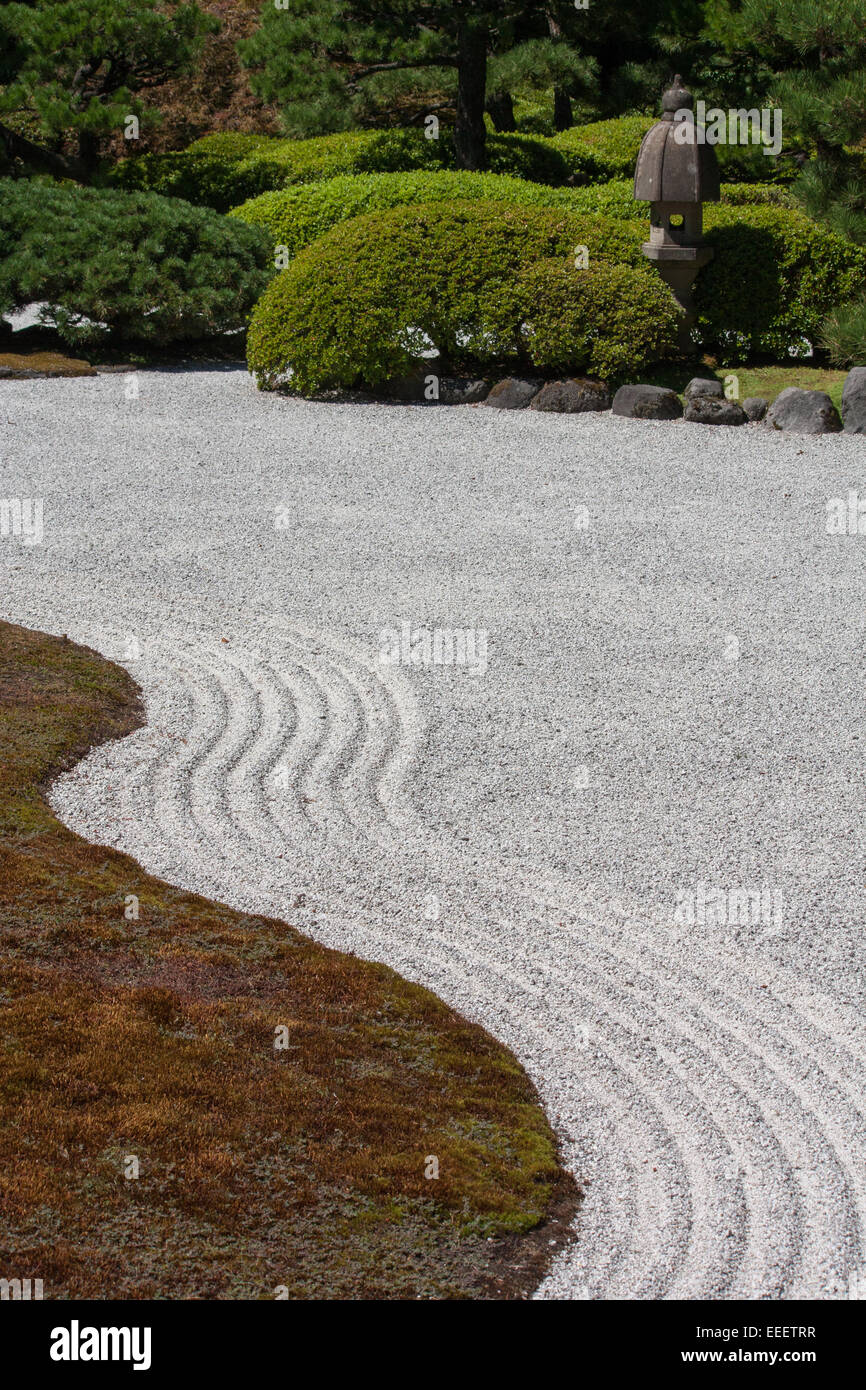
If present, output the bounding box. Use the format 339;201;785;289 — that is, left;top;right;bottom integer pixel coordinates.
434;367;866;435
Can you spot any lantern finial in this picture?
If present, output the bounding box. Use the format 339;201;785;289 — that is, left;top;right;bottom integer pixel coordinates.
661;76;692;119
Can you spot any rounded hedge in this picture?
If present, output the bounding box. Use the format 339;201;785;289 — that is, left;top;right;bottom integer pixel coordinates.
111;126;578;212
564;179;795;220
233;174;798;264
546;116;655;180
697;204;866;359
0;180;272;346
246;200;671;394
547;115;797;186
482;258;681;380
230;170;601;260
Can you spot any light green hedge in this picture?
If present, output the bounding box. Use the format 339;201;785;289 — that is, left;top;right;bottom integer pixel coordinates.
546;114;797;185
231;171;593;258
110;127;585;212
231;171;799;267
565;178;795;218
546;116;654;179
246;200;673;394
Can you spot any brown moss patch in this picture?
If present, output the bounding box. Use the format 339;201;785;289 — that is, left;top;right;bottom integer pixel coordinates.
0;620;578;1299
0;352;97;378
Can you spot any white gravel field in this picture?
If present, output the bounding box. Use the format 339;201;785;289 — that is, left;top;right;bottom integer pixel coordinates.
1;365;865;1300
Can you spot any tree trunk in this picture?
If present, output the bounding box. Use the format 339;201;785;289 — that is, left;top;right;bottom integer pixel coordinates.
77;129;101;177
553;85;572;130
454;23;488;169
486;90;516;132
546;10;572;131
0;122;88;182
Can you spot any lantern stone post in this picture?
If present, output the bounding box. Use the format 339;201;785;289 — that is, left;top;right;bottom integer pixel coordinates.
634;77;720;352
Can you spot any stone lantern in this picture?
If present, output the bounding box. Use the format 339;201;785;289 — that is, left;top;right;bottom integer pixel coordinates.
634;76;720;350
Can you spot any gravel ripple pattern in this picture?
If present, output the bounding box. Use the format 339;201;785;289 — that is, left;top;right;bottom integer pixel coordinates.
1;367;864;1300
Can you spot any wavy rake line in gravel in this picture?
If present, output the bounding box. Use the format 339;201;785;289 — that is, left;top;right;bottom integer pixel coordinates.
50;625;866;1302
112;622;423;886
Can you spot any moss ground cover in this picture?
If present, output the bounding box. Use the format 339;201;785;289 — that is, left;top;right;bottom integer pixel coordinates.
0;620;575;1299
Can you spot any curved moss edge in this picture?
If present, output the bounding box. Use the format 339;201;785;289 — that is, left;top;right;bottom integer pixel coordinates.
0;619;580;1300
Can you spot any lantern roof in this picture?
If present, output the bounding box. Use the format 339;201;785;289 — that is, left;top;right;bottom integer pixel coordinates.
634;77;720;204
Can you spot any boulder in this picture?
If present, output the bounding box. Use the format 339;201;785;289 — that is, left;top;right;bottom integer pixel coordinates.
841;367;866;434
742;396;769;422
531;378;611;413
766;387;842;434
684;377;723;401
380;369;431;403
485;377;543;410
683;397;748;426
440;377;490;405
611;384;683;420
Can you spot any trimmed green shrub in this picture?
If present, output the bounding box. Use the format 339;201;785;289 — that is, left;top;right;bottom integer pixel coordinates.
718;182;795;207
350;128;576;184
245;191;865;389
697;204;866;359
546;116;654;180
565;180;644;219
233;174;799;265
0;180;271;345
246;200;669;394
108;148;287;213
820;299;866;367
564;179;795;220
109;131;387;211
547;115;797;187
482;258;680;380
231;171;609;260
111;126;578;212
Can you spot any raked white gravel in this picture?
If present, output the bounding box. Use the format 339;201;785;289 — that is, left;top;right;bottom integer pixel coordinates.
1;366;865;1300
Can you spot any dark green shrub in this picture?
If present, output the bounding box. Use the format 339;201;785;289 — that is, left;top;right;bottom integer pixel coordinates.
246;200;665;394
108;149;291;212
697;204;866;359
0;180;271;346
716;142;797;185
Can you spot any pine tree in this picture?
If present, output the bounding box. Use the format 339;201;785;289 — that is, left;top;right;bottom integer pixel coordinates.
0;0;216;180
241;0;614;168
738;0;866;242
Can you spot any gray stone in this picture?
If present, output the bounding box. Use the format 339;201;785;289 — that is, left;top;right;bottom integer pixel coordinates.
440;377;490;405
611;384;683;420
485;377;543;410
742;396;769;422
531;378;611;413
683;396;748;426
684;377;724;401
380;370;430;403
841;367;866;434
766;387;842;435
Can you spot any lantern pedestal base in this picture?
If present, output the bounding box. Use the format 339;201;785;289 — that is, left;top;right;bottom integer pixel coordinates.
642;244;713;353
